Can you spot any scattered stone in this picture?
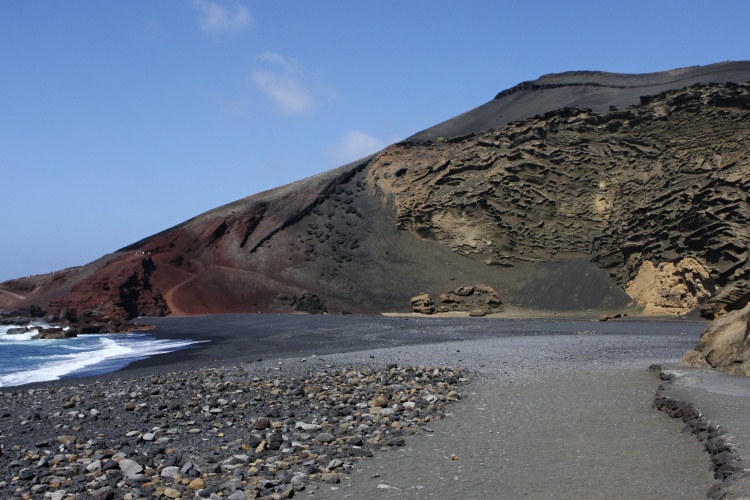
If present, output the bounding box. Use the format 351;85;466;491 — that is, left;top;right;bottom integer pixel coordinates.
119;459;144;478
598;312;628;322
0;364;467;499
163;487;182;498
371;395;389;407
57;434;77;446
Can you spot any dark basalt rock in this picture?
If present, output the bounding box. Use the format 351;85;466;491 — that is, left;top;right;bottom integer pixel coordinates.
287;293;327;314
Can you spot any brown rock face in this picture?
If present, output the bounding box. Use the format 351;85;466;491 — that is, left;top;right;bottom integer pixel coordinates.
410;293;436;314
682;304;750;375
48;255;168;322
413;284;503;315
369;82;750;318
3;64;750;324
625;258;713;315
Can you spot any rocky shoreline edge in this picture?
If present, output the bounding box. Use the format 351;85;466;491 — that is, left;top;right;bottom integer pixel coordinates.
0;361;466;500
651;364;750;499
1;307;149;339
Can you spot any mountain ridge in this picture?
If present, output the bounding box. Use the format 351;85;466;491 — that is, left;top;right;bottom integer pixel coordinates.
3;62;750;326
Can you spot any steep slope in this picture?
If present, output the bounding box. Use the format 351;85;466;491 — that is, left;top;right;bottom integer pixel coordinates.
372;82;750;317
3;63;750;323
408;61;750;141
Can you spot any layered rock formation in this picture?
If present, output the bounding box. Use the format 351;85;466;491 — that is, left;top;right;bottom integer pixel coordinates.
371;82;750;317
411;284;502;315
2;62;750;325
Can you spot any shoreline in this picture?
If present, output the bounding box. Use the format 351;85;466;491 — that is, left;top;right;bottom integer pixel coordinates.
118;312;707;379
1;312;708;393
0;319;720;498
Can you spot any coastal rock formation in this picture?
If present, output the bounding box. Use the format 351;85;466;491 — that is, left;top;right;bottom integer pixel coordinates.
682;304;750;375
2;62;750;323
626;258;713;315
31;327;78;340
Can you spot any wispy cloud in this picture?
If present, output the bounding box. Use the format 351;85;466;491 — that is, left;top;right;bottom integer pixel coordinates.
327;130;388;166
251;53;315;114
192;0;253;35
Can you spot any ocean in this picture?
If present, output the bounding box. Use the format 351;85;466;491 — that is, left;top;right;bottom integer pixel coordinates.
0;323;199;387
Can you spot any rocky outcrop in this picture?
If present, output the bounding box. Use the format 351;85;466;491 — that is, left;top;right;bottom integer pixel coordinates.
625;258;713;315
410;293;436;314
682;304;750;375
371;82;750;318
4;325;78;339
412;284;502;315
48;256;169;322
287;293;327;314
31;327;78;340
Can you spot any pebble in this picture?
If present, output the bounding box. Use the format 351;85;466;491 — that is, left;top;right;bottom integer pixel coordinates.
0;364;466;498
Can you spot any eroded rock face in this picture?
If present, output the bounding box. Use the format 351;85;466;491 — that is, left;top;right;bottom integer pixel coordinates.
625;258;713;315
48;256;169;321
682;304;750;375
370;82;750;317
4;72;750;322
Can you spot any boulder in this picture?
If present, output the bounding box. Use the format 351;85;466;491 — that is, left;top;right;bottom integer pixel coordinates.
682;304;750;375
485;291;502;307
32;328;78;340
414;284;502;314
5;327;30;335
289;292;327;314
626;257;713;315
453;285;476;296
439;293;461;305
410;293;436;314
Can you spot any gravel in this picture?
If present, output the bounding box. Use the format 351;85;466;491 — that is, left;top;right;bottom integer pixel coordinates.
0;316;722;499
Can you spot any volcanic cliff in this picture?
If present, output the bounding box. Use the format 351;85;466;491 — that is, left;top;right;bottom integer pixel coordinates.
3;61;750;328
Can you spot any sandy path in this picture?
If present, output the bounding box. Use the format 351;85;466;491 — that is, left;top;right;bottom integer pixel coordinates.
115;315;715;497
324;367;712;499
0;287;27;300
162;274;197;316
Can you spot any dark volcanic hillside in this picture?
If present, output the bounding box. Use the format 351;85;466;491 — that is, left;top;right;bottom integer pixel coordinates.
3;62;750;322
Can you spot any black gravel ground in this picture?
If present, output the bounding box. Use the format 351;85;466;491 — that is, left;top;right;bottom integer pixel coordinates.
0;314;723;499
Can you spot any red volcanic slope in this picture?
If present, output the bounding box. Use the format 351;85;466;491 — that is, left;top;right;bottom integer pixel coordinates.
4;62;750;321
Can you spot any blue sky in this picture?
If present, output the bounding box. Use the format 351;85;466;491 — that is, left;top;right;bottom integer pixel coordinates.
2;1;749;281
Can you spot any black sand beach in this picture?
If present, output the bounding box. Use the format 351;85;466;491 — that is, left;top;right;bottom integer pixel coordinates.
0;314;739;498
122;313;701;375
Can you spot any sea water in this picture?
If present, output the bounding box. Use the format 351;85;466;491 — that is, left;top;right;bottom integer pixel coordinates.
0;324;199;387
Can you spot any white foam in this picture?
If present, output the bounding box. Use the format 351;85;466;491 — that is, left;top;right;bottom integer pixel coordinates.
0;334;201;387
0;325;38;341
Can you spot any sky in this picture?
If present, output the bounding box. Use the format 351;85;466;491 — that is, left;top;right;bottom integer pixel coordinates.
1;1;749;281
